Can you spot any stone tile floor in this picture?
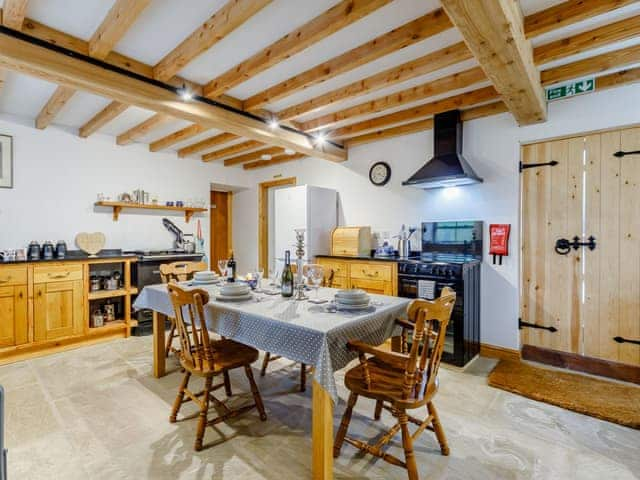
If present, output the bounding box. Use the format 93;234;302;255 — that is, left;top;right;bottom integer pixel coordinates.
1;336;639;479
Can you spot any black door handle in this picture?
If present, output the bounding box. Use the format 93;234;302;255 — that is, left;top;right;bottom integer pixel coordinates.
555;236;596;255
519;318;557;332
613;336;640;346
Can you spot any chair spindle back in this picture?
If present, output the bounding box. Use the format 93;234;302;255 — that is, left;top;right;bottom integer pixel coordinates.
159;261;207;284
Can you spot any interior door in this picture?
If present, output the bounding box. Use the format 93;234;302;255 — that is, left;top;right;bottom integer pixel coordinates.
520;127;640;366
34;280;84;341
210;190;231;272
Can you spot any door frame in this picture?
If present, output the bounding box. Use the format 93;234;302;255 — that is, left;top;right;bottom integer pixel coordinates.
258;177;296;274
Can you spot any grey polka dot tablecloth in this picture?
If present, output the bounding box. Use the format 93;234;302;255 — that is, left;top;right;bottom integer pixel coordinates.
134;284;410;402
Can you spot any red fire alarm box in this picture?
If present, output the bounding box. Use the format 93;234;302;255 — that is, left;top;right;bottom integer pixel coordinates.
489;224;510;265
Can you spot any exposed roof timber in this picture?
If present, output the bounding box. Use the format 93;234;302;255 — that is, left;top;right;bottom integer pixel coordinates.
243;152;307;170
153;0;271;82
329;85;498;140
0;31;346;162
35;85;75;129
202;0;392;98
79;101;128;138
524;0;638;38
88;0;151;60
243;8;453;111
441;0;546;126
116;113;173;145
149;124;210;152
302;66;487;132
177;132;239;158
202;140;263;162
345;65;640;147
533;14;640;65
34;0;151;130
541;43;640;86
224;146;285;166
1;0;27;30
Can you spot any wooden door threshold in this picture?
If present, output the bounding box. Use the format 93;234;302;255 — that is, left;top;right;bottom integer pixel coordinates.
521;345;640;385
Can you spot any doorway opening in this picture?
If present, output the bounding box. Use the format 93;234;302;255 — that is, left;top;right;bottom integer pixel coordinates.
258;177;296;275
210;190;232;273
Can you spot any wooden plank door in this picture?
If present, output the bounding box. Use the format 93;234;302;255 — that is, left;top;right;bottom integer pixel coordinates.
210;190;231;273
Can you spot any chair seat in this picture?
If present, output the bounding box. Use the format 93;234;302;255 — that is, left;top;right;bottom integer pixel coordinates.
344;356;436;408
182;339;260;375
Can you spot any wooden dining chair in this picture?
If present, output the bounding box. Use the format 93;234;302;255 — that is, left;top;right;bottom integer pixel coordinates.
159;261;207;358
333;287;456;480
166;283;267;451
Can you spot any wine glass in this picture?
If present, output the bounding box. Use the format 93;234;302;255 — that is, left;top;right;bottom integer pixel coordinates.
217;259;228;277
303;264;325;304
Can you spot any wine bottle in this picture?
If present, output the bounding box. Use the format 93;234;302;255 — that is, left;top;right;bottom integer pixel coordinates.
227;251;236;282
281;250;294;297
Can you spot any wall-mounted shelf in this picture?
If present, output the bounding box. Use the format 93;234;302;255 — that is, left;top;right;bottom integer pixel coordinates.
95;201;207;222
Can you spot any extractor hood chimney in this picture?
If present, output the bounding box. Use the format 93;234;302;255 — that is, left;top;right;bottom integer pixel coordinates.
402;110;483;189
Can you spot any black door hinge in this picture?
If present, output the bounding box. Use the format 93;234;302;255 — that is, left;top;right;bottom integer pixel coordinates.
613;336;640;346
613;150;640;158
554;236;596;255
519;160;558;172
519;318;557;332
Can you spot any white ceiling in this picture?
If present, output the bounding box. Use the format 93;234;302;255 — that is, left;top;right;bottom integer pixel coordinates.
0;0;637;162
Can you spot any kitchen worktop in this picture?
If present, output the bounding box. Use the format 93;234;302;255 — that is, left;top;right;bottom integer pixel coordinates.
0;249;138;265
315;254;417;263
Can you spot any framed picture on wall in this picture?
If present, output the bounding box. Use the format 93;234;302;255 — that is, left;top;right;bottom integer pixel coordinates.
0;134;13;188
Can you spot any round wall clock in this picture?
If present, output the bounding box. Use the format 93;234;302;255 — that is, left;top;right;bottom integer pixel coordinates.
369;161;392;186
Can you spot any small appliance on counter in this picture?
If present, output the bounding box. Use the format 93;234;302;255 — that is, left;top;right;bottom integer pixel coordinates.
42;241;55;260
55;240;67;259
27;241;41;261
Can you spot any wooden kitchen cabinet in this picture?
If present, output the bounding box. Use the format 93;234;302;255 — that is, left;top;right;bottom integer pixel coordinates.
0;285;28;347
34;279;84;341
317;257;397;296
349;277;392;296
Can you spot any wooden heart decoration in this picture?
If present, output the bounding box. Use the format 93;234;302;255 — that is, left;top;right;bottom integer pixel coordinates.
75;232;106;256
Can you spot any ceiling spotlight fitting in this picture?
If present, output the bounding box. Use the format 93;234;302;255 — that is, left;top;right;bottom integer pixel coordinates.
268;118;279;129
314;133;327;146
177;83;194;101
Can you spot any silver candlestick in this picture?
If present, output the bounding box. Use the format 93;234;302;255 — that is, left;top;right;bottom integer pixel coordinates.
294;228;308;301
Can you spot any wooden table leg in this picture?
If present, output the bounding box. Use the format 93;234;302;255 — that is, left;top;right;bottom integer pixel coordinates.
152;311;166;378
312;379;333;479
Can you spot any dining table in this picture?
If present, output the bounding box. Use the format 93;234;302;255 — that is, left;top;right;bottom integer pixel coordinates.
133;282;410;479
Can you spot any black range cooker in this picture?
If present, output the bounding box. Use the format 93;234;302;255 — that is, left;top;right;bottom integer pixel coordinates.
397;221;482;367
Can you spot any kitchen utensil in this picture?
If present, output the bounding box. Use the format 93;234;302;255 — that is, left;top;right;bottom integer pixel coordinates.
165;201;174;207
27;241;41;261
55;240;67;259
91;309;104;327
219;283;250;296
104;303;116;323
104;277;119;290
42;241;55;260
182;234;196;253
15;249;26;261
176;200;184;207
89;275;102;292
75;232;106;256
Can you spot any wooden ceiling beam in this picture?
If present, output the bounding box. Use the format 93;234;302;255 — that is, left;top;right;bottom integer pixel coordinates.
534;14;640;65
116;113;173;145
541;43;640;86
35;85;75;129
149;124;211;152
524;0;637;39
177;132;238;158
202;0;392;98
1;0;28;30
243;153;306;170
441;0;546;125
153;0;271;81
202;140;263;162
243;8;452;111
224;146;285;166
0;32;347;161
302;66;486;132
79;101;129;138
276;41;473;121
329;85;498;140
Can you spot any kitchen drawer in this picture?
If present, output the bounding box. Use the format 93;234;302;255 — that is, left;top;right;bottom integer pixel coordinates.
350;278;392;296
34;264;83;284
350;262;393;282
317;259;348;278
326;276;347;289
0;266;27;286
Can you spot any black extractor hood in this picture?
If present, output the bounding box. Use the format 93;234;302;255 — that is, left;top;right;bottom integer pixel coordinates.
403;110;483;189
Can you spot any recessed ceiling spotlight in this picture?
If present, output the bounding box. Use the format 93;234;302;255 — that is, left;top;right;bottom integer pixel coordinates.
268;118;279;129
177;83;194;101
261;154;272;161
284;148;295;155
314;132;327;147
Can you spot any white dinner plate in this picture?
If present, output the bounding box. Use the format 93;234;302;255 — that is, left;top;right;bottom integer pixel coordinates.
336;302;371;311
192;279;219;285
334;295;370;305
215;293;253;302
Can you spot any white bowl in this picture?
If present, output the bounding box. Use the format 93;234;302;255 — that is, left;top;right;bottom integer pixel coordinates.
194;271;217;280
335;289;367;299
335;295;370;305
220;283;250;296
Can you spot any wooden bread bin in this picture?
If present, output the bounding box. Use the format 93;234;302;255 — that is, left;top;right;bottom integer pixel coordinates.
331;226;372;257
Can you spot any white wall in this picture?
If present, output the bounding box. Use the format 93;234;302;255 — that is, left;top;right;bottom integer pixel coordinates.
0;114;250;255
233;83;640;350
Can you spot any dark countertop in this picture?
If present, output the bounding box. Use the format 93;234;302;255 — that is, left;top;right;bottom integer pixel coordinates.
315;254;410;263
0;249;138;265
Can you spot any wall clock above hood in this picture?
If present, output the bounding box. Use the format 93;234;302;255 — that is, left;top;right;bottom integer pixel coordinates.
402;109;483;189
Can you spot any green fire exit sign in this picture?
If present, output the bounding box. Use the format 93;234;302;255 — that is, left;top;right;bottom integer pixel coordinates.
546;78;595;101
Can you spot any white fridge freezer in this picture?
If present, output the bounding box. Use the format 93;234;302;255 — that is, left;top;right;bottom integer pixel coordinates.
273;185;337;273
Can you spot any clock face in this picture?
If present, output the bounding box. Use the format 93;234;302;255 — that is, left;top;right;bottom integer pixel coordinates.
369;162;391;186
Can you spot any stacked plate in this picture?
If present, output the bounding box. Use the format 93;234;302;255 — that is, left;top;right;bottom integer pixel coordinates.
216;282;252;301
334;289;371;311
192;271;218;285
